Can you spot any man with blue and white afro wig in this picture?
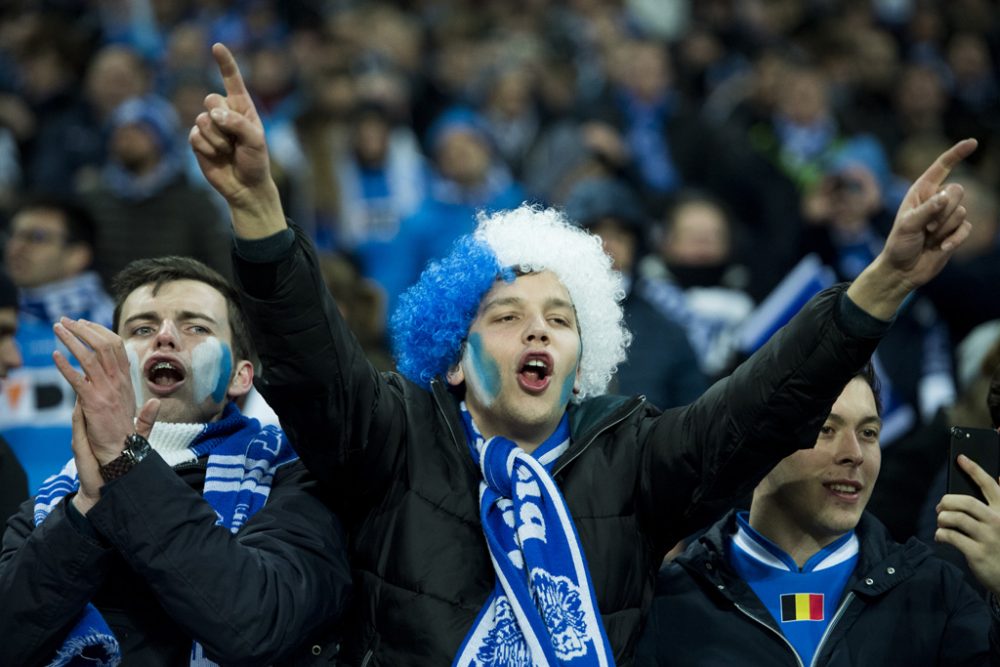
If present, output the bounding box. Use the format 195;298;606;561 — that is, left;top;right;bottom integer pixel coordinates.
390;204;632;400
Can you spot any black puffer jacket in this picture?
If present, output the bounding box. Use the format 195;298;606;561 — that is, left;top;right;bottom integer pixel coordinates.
636;510;1000;666
0;453;351;667
234;225;886;666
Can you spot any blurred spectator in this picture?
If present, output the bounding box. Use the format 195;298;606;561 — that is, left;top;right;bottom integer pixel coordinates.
0;268;27;533
944;31;1000;142
564;176;707;409
889;62;950;157
361;106;524;312
332;100;428;254
478;63;542;178
747;60;889;196
0;16;98;196
597;38;684;200
638;191;755;379
917;174;1000;345
293;47;357;244
522;115;633;207
0;194;113;494
48;42;152;193
826;25;902;155
80;95;231;283
595;38;805;298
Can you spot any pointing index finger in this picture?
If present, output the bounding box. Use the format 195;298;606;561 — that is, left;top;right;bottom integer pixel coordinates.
915;138;978;195
211;42;252;108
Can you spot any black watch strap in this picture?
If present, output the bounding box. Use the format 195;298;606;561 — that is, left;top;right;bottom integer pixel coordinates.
99;433;152;483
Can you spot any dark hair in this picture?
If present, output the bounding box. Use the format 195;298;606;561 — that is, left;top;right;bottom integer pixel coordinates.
110;256;254;365
988;365;1000;430
13;193;98;249
854;361;883;418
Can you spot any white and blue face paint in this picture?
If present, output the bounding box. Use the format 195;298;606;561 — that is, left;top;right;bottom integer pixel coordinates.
190;337;233;404
558;353;581;408
125;343;144;410
462;333;501;408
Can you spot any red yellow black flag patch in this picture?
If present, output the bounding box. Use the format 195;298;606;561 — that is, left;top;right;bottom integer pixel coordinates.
780;593;824;621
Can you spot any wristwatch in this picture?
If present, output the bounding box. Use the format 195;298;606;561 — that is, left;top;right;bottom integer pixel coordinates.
99;433;152;482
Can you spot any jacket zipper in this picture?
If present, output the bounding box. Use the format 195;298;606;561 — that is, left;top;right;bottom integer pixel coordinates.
731;590;856;667
553;397;644;476
808;592;854;667
431;383;464;455
733;602;804;667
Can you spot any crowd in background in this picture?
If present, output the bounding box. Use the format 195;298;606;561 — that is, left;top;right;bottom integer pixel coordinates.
0;0;999;546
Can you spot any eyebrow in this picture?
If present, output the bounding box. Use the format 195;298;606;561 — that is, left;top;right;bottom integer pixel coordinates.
826;413;883;429
122;310;220;328
481;296;575;313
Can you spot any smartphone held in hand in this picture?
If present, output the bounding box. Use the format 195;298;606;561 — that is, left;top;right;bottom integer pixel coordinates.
948;426;1000;503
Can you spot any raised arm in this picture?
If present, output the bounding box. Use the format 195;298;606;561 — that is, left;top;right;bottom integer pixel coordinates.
847;138;977;318
189;43;285;240
637;140;980;547
192;43;407;504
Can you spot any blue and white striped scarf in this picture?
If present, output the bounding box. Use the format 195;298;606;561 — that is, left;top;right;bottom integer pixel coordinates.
18;271;115;329
33;402;296;667
453;403;615;667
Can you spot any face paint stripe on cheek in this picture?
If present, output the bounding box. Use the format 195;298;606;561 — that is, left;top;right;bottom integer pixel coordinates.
190;338;228;404
213;342;233;403
559;359;578;407
465;333;501;407
125;343;143;410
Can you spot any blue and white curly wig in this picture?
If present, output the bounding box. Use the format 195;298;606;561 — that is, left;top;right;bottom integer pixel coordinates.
390;204;631;401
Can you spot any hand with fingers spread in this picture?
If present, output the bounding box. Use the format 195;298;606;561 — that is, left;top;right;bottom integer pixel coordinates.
189;42;285;239
52;317;160;466
935;454;1000;596
847;138;978;320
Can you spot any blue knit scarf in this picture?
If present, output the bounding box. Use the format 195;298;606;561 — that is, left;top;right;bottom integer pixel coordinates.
32;403;297;667
453;403;614;667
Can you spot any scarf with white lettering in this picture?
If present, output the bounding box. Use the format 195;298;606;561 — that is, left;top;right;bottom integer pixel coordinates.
453;403;614;667
33;403;296;667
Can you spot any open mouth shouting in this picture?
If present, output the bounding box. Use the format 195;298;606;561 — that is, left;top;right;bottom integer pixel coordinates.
823;479;862;502
144;356;186;394
517;351;553;394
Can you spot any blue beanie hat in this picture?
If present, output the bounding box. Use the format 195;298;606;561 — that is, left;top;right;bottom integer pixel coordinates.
426;106;493;153
109;95;179;154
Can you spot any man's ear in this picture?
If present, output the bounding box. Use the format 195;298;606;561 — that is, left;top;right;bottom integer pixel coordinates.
227;360;254;399
446;362;465;387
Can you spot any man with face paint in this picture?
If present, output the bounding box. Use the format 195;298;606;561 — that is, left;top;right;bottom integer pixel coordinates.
191;43;980;665
0;256;351;666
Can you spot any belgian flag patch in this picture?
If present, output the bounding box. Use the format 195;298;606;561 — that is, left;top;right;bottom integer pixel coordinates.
780;593;824;621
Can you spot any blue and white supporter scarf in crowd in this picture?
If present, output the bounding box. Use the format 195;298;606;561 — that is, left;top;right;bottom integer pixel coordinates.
33;403;296;667
453;403;614;667
19;271;115;328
